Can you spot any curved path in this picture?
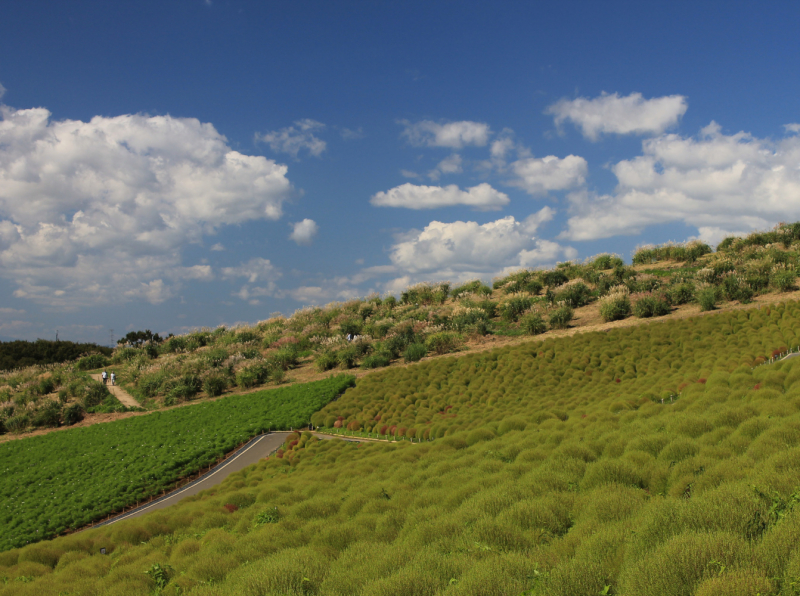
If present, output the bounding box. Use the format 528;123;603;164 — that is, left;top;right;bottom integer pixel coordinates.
89;374;140;409
95;431;360;527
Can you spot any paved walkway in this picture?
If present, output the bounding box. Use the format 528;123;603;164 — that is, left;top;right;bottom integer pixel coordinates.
95;431;364;527
89;374;140;408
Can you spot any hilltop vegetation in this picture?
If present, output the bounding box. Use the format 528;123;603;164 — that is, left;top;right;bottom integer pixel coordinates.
52;224;800;411
2;298;800;594
3;223;800;594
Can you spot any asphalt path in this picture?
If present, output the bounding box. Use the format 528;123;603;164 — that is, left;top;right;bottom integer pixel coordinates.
96;431;360;527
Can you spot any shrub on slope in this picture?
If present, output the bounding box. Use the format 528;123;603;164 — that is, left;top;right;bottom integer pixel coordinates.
5;303;800;594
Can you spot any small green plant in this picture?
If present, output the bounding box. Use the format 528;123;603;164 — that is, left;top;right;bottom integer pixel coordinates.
548;305;574;330
520;313;547;335
360;352;391;369
203;374;228;397
62;403;84;426
556;281;592;308
315;351;338;372
599;287;632;322
772;270;797;292
424;332;462;356
144;563;172;590
76;354;109;371
668;282;695;305
697;286;719;311
403;343;427;363
253;507;281;527
632;292;671;318
500;296;534;322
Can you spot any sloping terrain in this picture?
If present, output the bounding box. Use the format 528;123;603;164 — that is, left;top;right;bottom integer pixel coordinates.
2;300;800;595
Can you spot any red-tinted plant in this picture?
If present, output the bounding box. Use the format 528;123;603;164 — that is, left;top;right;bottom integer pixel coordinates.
697;378;707;384
223;503;239;513
333;420;342;428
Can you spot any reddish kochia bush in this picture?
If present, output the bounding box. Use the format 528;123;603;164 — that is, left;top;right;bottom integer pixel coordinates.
333;420;342;428
223;503;239;513
346;420;361;431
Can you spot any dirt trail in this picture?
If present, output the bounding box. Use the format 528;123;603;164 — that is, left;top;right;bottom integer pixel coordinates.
89;374;140;409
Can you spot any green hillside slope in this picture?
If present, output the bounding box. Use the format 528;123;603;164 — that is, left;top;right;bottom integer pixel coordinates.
3;302;800;595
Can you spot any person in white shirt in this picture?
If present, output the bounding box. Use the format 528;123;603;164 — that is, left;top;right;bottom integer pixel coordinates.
110;372;116;386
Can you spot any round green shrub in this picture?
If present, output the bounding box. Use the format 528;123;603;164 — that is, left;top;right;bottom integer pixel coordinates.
315;352;338;372
76;354;109;371
203;374;228;397
360;353;391;369
403;343;427;363
521;313;547;335
697;287;718;311
599;296;631;322
62;403;85;426
772;270;797;292
632;293;671;318
548;306;574;330
501;296;534;322
424;332;462;356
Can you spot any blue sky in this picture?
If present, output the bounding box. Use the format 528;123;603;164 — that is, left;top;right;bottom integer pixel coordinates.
1;0;799;344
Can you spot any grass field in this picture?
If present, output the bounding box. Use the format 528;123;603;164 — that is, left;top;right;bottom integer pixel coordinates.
2;299;800;595
0;375;354;552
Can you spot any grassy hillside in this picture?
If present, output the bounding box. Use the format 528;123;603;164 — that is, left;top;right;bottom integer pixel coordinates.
2;299;800;594
0;375;354;552
4;222;800;439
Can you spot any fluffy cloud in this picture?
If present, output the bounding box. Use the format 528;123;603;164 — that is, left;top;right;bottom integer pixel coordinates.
561;122;800;241
255;119;326;158
546;92;688;141
370;183;510;211
221;258;279;283
428;154;463;180
508;155;588;195
400;119;491;149
0;83;5;100
388;207;573;276
0;106;292;306
785;123;800;134
289;219;319;245
222;257;281;303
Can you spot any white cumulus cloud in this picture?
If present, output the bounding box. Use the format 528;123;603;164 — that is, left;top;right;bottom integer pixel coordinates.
546;92;688;141
371;183;510;211
388;207;572;277
508;154;588;195
255;119;327;158
560;122;800;242
400;119;491;149
428;154;463;180
222;257;282;303
0;106;292;306
289;219;319;246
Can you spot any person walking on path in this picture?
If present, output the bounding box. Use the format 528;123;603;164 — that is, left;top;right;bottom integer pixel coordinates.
101;370;108;385
110;372;116;386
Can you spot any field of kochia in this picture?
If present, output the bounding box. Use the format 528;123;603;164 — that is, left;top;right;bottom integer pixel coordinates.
4;302;800;594
0;375;354;552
